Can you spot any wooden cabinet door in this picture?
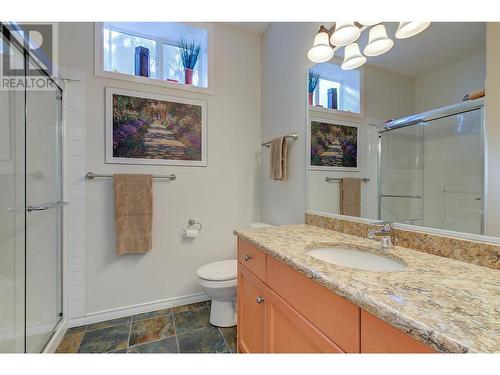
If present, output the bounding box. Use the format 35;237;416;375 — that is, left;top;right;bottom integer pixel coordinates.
361;311;435;353
266;287;344;353
237;263;267;353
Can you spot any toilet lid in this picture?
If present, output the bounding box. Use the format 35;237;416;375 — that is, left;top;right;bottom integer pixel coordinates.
197;260;237;281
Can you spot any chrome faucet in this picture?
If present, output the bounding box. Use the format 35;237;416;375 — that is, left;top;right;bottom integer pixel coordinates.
368;222;394;250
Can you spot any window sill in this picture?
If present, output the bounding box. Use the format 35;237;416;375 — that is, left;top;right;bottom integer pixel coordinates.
308;105;363;119
95;69;215;96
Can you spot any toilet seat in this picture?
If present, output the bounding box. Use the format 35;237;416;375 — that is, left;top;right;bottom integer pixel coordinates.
197;260;237;281
198;277;237;289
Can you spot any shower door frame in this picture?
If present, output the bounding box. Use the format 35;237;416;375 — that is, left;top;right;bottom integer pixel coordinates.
1;23;65;353
377;99;486;235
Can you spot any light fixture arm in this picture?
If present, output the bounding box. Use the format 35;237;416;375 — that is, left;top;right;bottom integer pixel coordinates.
318;22;369;49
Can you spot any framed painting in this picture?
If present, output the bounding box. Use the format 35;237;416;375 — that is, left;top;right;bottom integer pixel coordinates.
106;87;207;166
308;117;359;171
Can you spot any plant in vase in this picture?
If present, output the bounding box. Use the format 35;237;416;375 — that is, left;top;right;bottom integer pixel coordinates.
179;38;201;85
308;70;320;106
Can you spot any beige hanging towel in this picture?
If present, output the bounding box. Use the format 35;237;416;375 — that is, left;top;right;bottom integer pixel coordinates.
270;137;288;181
113;174;153;255
340;177;361;217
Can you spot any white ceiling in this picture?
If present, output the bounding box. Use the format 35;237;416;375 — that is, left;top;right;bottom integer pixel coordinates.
225;22;269;34
336;22;486;78
227;22;485;78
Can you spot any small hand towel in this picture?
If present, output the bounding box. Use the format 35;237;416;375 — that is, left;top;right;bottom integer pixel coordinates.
113;174;153;255
270;137;288;181
340;177;361;217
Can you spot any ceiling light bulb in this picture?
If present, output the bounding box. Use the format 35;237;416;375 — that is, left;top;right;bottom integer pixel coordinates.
307;26;334;63
341;43;366;70
330;22;361;47
364;24;394;56
395;22;431;39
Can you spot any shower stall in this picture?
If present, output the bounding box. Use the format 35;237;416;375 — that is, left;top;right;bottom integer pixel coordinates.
379;99;484;235
1;26;64;352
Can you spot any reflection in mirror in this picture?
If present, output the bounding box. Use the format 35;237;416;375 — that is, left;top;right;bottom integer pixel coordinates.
306;22;488;237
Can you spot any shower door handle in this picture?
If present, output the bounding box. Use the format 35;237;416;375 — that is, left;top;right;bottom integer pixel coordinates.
26;201;70;213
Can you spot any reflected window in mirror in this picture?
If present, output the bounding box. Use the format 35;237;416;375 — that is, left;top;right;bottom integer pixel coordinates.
308;61;361;115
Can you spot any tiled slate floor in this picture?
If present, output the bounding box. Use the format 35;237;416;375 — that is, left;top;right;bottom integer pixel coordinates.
56;301;237;353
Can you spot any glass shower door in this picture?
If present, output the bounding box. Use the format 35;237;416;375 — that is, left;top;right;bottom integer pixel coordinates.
379;124;424;225
25;67;63;352
422;109;483;234
0;32;26;353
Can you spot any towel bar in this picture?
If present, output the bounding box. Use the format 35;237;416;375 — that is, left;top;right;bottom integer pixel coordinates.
86;172;176;180
261;132;299;147
325;177;370;182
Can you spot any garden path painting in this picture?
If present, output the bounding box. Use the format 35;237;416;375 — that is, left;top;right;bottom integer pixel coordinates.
310;121;358;168
110;91;204;165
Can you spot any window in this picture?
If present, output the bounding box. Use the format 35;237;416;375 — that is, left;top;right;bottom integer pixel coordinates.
104;29;158;78
98;22;210;91
315;78;341;109
309;61;361;115
162;44;200;86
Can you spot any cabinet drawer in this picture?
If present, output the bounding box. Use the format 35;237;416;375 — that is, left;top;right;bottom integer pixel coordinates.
237;238;267;282
361;310;435;353
267;257;360;353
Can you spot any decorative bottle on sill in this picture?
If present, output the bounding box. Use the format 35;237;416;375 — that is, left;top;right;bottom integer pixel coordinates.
134;46;150;78
184;68;193;85
327;88;338;110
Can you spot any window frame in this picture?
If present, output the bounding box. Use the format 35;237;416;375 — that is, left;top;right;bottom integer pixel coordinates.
95;22;215;95
308;61;365;120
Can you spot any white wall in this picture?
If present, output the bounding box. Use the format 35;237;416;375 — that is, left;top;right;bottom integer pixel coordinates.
261;23;318;224
59;23;261;317
364;65;415;121
414;52;486;113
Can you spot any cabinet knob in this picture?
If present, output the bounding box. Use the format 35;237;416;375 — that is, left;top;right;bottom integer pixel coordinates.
244;254;252;261
256;296;265;304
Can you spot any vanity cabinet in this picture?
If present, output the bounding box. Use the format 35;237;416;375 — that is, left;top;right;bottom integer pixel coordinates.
237;264;267;353
266;286;343;353
360;310;435;353
237;238;435;354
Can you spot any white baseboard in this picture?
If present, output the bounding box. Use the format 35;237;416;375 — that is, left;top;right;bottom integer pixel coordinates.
66;292;209;329
42;320;67;353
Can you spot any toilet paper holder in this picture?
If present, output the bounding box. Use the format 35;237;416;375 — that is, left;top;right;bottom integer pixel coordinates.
184;219;203;233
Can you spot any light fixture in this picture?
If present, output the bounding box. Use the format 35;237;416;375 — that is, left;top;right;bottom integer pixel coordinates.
341;43;366;70
330;22;361;47
395;22;431;39
307;22;431;67
364;24;394;57
307;26;334;63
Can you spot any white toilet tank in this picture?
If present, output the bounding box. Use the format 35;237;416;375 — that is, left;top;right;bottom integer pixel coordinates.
250;222;274;228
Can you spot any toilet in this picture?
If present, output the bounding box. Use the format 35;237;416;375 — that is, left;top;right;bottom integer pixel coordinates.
197;260;238;327
196;222;273;327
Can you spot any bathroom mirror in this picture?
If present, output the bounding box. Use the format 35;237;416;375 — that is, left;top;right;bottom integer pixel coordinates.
305;22;498;238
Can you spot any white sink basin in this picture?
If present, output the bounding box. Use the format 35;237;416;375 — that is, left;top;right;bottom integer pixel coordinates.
307;247;406;272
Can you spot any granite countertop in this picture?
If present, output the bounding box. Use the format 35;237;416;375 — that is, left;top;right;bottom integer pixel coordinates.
234;224;500;353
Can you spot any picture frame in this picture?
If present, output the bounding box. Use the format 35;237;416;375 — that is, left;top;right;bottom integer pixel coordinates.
105;87;207;166
308;116;359;171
